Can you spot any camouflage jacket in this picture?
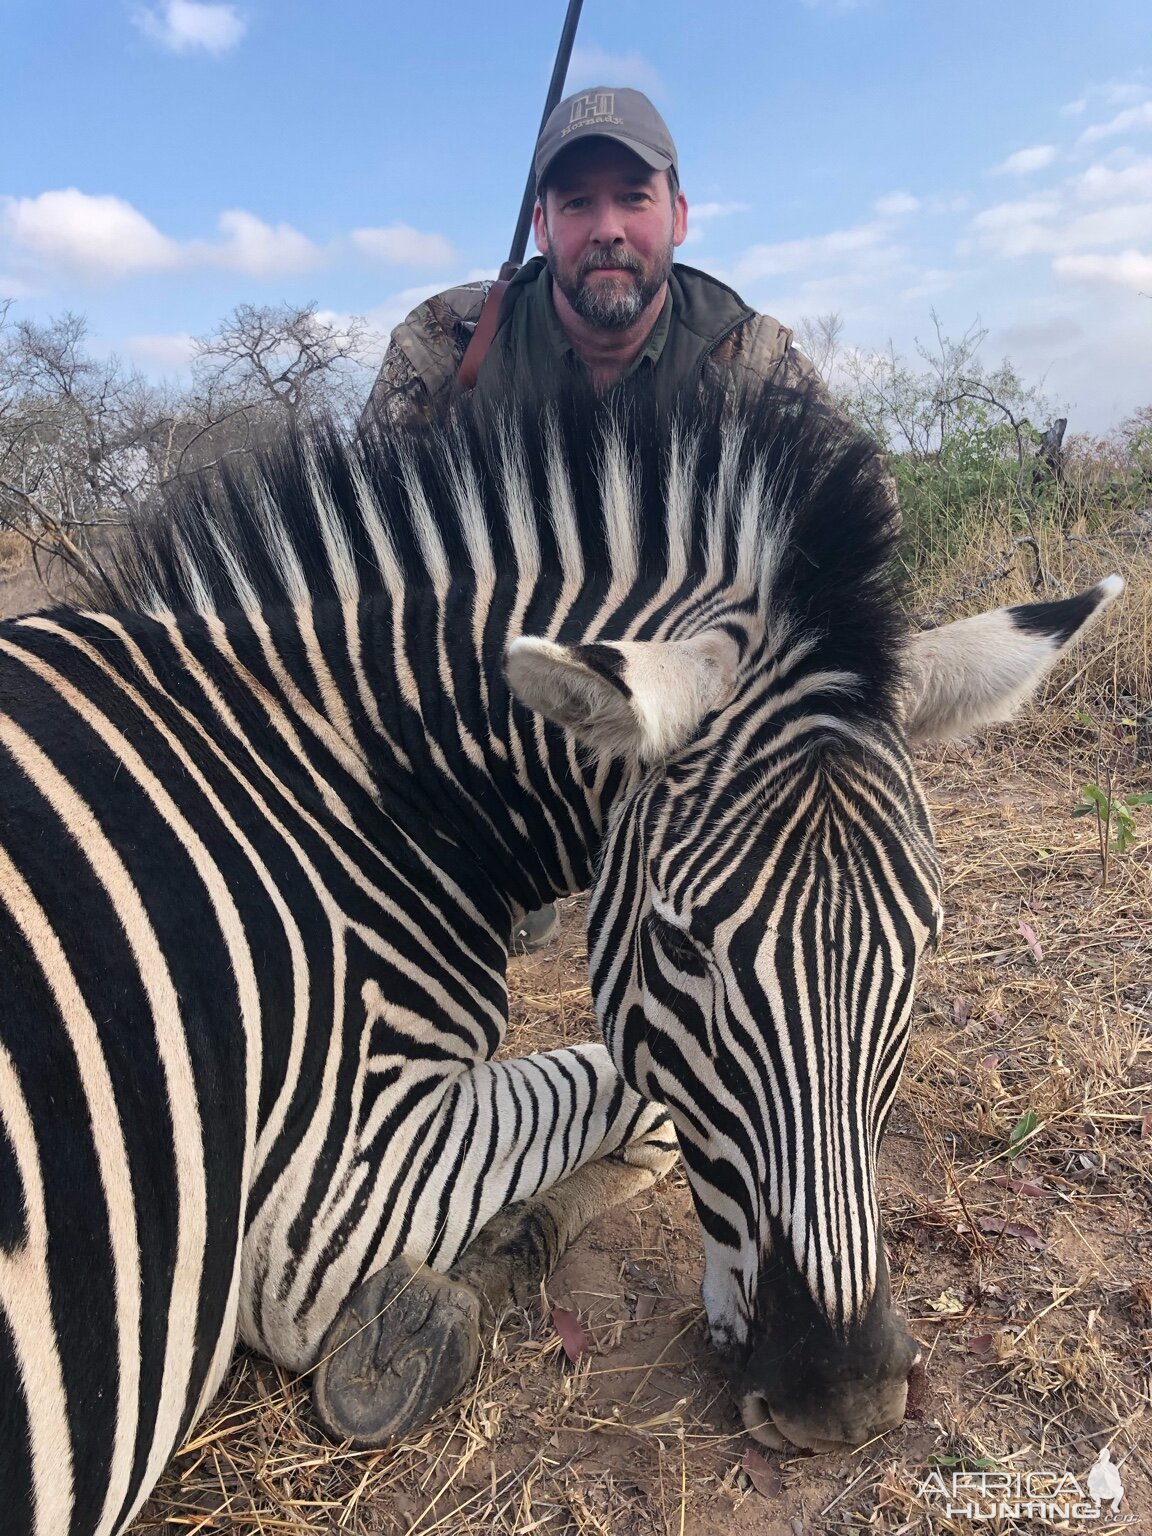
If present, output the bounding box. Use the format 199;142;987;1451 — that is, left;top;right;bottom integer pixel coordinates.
362;260;834;432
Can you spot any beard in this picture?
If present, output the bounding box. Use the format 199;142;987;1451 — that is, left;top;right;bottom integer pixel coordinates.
547;242;674;330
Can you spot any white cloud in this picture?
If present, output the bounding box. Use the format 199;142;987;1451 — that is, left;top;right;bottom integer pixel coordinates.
990;144;1057;176
1061;97;1088;118
924;193;970;214
0;272;36;298
873;191;920;216
1078;100;1152;145
1;189;180;277
730;221;893;284
351;224;457;267
1071;156;1152;202
124;332;197;371
1;189;322;281
1054;250;1152;290
564;47;663;96
1101;78;1151;108
681;201;750;246
900;267;960;301
134;0;246;55
200;209;322;275
970;154;1152;260
690;201;751;222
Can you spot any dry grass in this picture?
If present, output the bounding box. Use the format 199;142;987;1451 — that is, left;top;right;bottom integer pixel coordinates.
0;527;29;574
125;523;1150;1535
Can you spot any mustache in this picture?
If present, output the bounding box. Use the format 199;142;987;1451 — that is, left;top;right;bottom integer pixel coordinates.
578;247;644;280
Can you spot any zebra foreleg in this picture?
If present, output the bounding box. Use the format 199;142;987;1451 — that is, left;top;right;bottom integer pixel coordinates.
449;1107;678;1311
310;1106;676;1446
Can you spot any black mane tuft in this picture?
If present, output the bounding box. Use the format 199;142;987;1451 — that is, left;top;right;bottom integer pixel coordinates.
83;378;905;723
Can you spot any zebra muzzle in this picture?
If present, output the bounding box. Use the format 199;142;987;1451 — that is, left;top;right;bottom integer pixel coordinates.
739;1346;920;1453
735;1262;923;1451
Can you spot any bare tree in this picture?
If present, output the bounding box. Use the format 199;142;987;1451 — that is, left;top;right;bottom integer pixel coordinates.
0;308;185;585
191;302;381;426
0;299;384;594
836;312;1059;463
794;311;844;381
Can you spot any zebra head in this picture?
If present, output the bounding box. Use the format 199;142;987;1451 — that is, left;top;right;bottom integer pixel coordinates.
505;400;1123;1452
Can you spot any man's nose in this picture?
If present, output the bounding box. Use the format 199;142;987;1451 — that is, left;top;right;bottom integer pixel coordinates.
589;201;627;244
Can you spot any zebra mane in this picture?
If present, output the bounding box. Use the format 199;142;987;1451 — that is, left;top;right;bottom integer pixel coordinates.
85;380;905;719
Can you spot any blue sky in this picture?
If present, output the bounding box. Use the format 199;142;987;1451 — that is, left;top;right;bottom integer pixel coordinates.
4;0;1150;431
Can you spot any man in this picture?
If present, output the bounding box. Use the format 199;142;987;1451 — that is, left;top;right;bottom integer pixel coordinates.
363;88;835;948
363;86;830;429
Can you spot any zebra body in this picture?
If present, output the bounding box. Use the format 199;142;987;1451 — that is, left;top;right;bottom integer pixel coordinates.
0;384;1121;1533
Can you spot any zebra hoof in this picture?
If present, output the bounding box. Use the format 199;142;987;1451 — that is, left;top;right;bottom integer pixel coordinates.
512;902;559;953
311;1257;482;1447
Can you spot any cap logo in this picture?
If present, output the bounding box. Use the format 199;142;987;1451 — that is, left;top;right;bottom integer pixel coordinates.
569;91;615;125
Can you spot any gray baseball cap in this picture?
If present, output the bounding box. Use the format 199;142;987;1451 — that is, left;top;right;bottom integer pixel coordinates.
535;87;678;192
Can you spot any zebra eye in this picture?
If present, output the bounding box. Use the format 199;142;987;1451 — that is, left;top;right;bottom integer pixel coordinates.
646;911;706;971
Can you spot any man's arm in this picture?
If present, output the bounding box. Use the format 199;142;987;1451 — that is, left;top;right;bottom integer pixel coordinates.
709;313;838;412
360;281;494;433
712;314;900;517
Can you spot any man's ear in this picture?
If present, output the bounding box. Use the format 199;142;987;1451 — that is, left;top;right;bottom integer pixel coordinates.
532;199;549;256
505;630;740;764
673;188;688;248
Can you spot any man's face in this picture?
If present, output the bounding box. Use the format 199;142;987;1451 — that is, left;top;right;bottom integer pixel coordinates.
534;140;689;330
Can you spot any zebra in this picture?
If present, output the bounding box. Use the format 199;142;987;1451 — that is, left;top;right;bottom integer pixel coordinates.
0;381;1121;1535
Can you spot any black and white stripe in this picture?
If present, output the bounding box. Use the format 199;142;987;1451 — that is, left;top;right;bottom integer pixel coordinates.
0;381;1120;1526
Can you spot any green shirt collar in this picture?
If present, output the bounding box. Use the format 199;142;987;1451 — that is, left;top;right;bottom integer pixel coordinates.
530;267;673;380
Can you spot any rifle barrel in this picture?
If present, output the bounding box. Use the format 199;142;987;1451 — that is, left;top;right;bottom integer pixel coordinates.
504;0;585;274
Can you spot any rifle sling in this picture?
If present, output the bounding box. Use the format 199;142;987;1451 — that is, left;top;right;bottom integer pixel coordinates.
456;279;510;394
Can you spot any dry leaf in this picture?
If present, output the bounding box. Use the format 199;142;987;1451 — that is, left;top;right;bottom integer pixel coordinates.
988;1175;1050;1197
740;1447;782;1498
634;1292;657;1322
1141;1109;1152;1142
953;996;970;1026
1017;921;1044;962
968;1333;995;1354
977;1216;1047;1250
926;1288;966;1315
550;1306;588;1361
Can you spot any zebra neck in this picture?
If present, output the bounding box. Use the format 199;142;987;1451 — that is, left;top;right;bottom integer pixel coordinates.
292;593;627;914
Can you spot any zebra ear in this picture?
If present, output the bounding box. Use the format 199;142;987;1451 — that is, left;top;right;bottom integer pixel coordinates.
902;575;1124;743
505;631;740;763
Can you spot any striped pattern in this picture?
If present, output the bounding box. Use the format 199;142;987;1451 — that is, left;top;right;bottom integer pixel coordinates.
1;383;936;1532
590;719;940;1351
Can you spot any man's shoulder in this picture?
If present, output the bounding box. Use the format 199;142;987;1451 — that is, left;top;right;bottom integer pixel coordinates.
363;279;496;431
718;311;805;372
392;279;495;360
666;264;815;388
669;263;780;335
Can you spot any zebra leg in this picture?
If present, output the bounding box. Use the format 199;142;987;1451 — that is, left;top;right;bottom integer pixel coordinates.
311;1076;674;1447
449;1105;678;1310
